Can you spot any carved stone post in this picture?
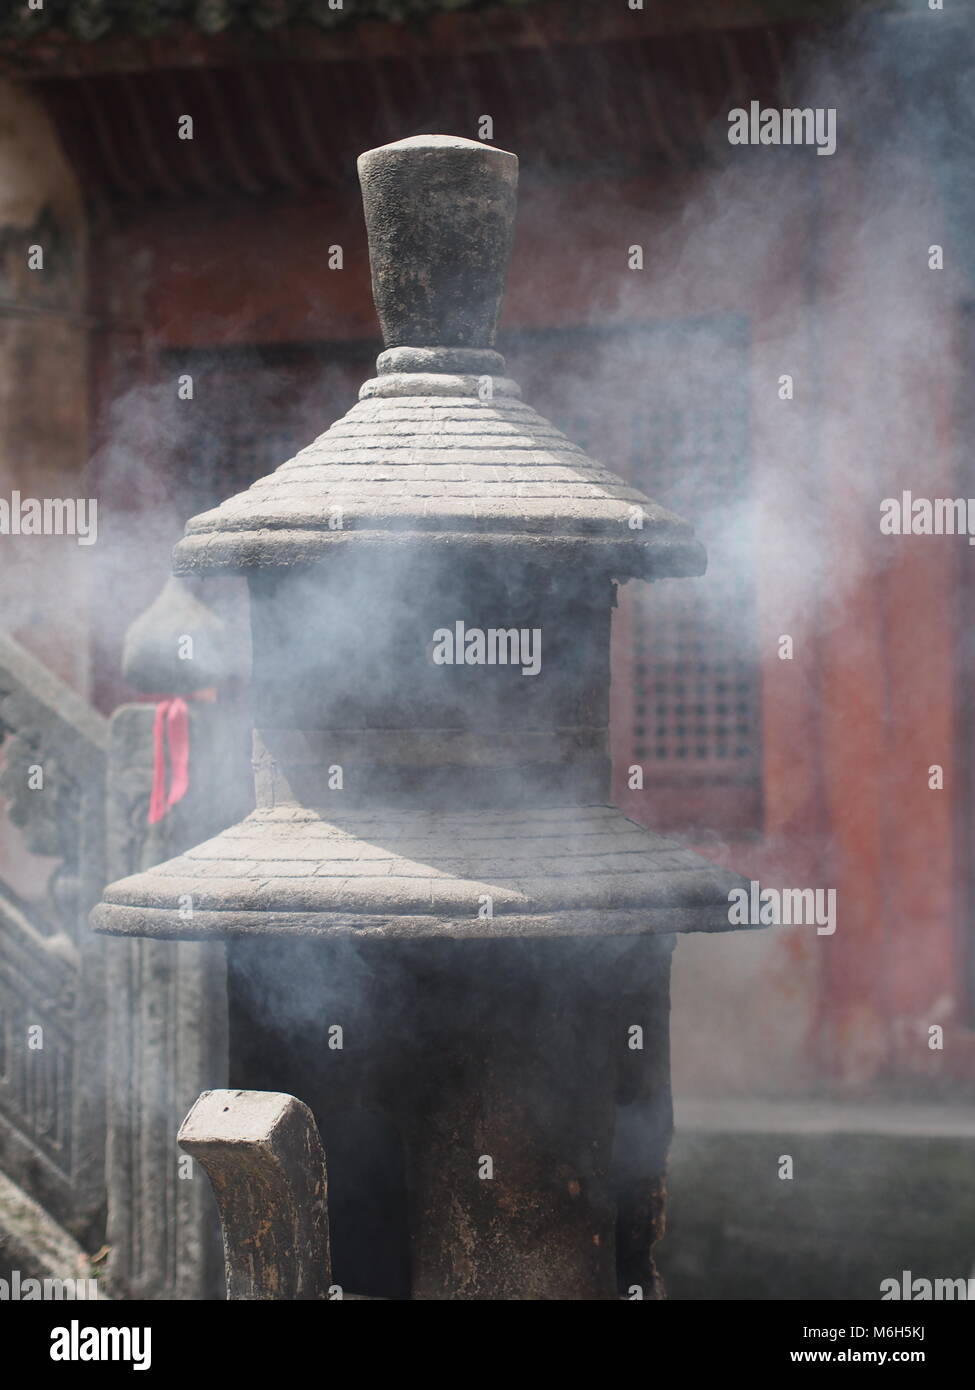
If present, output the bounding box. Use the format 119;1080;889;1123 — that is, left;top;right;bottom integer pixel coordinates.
102;576;250;1299
178;1089;332;1301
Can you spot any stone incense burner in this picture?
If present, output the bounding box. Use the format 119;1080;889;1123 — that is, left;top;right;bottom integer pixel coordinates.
92;134;752;1301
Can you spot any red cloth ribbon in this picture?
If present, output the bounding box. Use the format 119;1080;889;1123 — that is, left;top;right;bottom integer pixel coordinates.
148;697;190;825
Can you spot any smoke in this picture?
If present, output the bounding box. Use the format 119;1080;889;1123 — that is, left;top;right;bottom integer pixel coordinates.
495;10;975;1102
3;4;974;1298
105;8;975;1293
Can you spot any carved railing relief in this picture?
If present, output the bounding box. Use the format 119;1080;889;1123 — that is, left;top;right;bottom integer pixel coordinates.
0;632;107;1246
0;627;248;1296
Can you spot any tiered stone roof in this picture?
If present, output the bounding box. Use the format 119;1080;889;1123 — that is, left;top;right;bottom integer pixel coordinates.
174;375;705;578
93;804;746;940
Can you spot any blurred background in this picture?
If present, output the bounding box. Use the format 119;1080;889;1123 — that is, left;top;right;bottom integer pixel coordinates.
0;0;973;1299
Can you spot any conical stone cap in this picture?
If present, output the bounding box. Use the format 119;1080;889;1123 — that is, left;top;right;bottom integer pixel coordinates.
122;575;251;694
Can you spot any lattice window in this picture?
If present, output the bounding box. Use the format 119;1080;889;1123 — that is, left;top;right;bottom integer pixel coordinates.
632;594;758;771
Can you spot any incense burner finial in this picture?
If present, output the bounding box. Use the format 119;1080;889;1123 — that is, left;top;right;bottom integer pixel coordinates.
357;135;518;360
